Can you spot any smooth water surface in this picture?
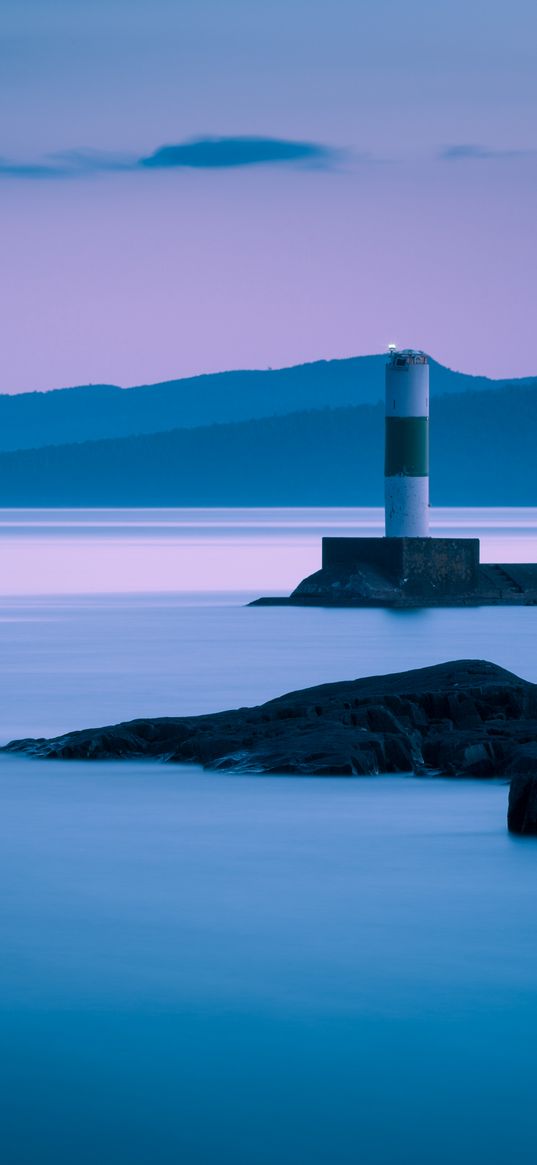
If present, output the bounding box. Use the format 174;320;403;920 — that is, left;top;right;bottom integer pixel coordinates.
1;509;537;1163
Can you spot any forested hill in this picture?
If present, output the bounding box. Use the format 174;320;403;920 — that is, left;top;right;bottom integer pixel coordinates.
1;355;535;453
0;384;535;506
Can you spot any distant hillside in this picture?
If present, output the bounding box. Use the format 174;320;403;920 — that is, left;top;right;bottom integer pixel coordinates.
0;384;535;506
1;355;535;453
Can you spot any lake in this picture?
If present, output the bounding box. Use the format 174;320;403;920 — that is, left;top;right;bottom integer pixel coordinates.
1;508;537;1164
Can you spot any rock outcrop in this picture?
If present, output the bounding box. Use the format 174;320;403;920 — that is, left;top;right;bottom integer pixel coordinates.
3;661;537;787
507;772;537;835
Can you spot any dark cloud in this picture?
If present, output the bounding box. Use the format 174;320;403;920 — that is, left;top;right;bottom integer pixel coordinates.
140;136;337;169
0;159;62;177
440;144;531;161
0;136;338;179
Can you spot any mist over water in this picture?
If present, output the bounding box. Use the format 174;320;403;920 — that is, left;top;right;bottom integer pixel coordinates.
1;508;537;1164
1;507;537;742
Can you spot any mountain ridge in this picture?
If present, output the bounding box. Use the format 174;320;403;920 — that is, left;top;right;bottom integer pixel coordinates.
2;355;536;453
1;383;535;506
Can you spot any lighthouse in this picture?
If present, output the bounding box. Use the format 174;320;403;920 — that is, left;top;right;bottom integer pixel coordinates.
254;342;515;607
384;349;429;538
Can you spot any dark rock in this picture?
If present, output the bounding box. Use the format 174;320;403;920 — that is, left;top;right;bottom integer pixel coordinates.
456;740;496;777
3;660;537;788
363;704;405;734
508;774;537;835
446;694;482;729
506;743;537;774
381;732;417;772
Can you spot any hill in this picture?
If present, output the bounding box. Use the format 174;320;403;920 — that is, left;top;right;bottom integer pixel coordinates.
1;356;535;453
0;383;535;506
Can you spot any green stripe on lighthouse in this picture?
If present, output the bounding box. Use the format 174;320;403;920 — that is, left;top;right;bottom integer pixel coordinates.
385;417;429;477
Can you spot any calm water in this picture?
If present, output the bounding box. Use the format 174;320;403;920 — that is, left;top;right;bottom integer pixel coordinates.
1;508;537;1164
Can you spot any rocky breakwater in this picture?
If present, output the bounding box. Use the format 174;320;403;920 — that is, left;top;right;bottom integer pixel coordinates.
3;661;537;803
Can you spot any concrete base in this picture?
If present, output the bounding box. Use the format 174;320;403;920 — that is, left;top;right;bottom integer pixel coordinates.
251;537;537;608
322;537;480;596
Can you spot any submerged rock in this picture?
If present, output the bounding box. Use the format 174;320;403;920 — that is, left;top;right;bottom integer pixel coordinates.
3;660;537;786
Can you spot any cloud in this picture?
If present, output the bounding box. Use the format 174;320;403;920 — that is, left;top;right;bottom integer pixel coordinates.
53;149;137;173
0;149;137;179
140;136;337;169
440;144;533;161
0;136;339;180
0;159;61;178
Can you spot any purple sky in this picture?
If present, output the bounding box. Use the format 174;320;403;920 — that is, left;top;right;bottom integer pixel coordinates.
1;0;536;392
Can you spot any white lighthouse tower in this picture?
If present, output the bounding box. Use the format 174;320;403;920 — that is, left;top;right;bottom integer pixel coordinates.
384;349;429;538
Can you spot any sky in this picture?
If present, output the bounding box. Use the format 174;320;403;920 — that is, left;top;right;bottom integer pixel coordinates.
1;0;536;392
